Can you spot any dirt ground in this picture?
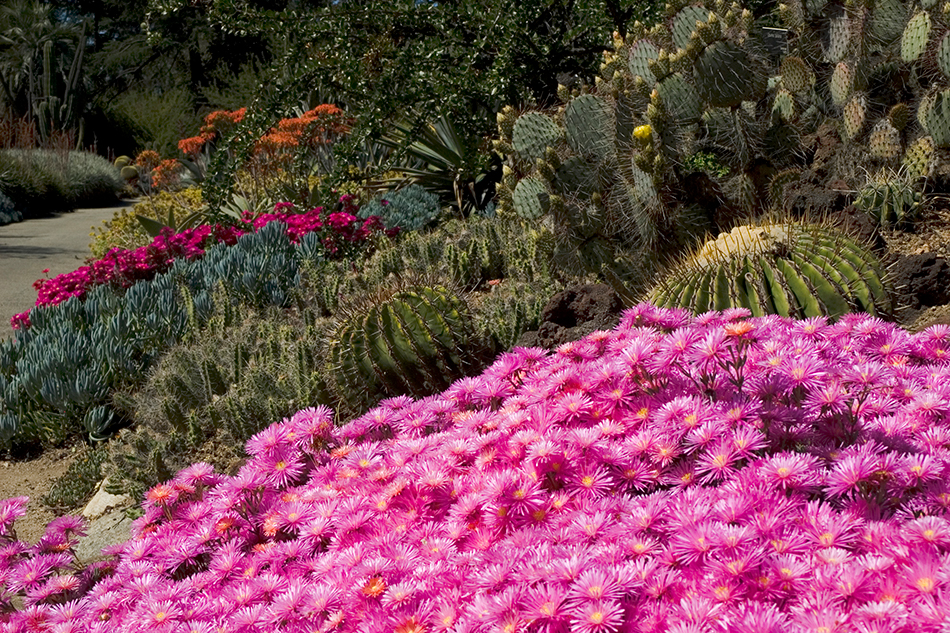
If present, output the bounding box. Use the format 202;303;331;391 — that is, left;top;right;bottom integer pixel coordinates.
0;447;78;545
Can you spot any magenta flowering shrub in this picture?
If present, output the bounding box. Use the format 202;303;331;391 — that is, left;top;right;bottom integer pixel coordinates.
4;306;950;631
11;197;394;330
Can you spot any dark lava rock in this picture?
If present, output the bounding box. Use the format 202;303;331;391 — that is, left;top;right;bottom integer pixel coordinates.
891;253;950;311
782;180;852;218
517;284;623;349
826;204;886;252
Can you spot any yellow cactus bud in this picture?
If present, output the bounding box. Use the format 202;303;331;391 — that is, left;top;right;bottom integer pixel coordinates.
634;124;653;141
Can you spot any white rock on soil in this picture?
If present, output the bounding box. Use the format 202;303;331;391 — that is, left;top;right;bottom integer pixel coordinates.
82;478;131;519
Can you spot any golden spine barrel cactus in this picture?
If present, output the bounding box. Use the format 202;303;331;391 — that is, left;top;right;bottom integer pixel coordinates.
646;221;892;319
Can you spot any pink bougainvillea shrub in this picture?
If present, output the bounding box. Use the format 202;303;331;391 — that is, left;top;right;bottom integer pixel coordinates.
10;197;394;330
2;306;950;631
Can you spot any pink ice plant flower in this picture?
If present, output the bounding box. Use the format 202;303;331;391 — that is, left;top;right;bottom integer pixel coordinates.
10;197;392;330
3;307;950;631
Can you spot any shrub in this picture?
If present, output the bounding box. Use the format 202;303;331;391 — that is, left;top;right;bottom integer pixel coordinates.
41;446;108;513
0;150;122;218
0;214;384;447
0;189;22;226
1;307;950;630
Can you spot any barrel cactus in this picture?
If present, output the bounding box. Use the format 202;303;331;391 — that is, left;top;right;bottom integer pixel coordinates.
326;284;490;410
855;170;923;227
647;220;892;319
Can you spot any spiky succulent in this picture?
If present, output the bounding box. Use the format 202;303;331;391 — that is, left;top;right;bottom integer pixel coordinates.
855;170;923;227
647;220;892;319
326;284;490;410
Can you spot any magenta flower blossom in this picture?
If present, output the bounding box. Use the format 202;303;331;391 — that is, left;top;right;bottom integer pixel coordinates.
12;197;392;329
3;307;950;630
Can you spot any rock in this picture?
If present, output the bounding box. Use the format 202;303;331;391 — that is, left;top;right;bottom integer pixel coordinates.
517;284;623;349
75;509;135;564
82;478;132;520
890;253;950;311
75;478;135;563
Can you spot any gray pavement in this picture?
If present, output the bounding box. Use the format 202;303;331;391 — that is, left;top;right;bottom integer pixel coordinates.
0;202;135;340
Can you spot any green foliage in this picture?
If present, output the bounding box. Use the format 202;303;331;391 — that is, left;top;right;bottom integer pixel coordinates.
107;88;203;158
0;220;327;448
648;220;893;319
89;188;206;258
358;184;442;232
41;446;107;512
681;151;730;179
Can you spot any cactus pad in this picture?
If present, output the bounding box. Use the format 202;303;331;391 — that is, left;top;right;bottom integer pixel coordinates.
655;73;704;122
512;177;550;220
939;33;950;79
781;56;813;93
694;41;761;108
555;156;600;198
868;119;902;159
901;12;932;62
872;0;909;45
918;89;950;147
565;94;615;161
830;62;853;107
903;135;935;180
826;15;852;62
843;95;867;140
628;40;661;84
512;113;562;163
772;89;796;122
673;6;714;50
647;221;891;319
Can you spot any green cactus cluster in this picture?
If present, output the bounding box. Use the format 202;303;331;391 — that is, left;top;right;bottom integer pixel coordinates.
493;0;950;311
855;170;923;226
105;306;334;500
647;220;892;319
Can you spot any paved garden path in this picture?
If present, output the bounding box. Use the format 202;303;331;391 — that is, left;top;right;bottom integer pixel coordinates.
0;202;134;340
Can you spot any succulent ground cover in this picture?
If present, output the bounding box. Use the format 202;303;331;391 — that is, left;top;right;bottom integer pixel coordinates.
9;197;392;330
0;306;949;630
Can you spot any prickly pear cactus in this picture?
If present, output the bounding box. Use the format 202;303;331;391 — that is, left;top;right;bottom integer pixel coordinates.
919;90;950;147
903;135;935;180
647;221;892;319
901;11;932;62
512;113;562;162
868;119;903;159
